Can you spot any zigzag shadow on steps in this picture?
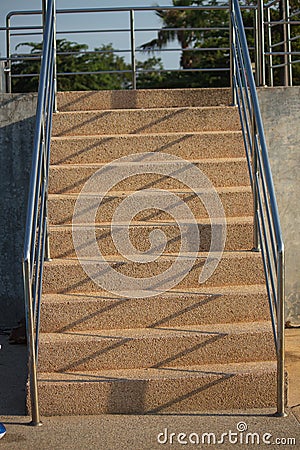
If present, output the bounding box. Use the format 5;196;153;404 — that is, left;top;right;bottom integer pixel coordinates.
52;291;221;333
51;330;227;374
52;134;192;166
54;108;190;137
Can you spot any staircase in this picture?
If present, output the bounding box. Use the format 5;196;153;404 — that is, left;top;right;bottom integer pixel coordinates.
33;88;277;415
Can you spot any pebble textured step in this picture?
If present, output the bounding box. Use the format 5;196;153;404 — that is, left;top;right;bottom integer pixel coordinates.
40;285;271;333
48;187;254;224
49;217;253;258
35;361;277;415
34;88;277;416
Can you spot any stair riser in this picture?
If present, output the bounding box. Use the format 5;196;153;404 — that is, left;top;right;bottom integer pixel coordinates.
48;190;253;225
34;370;277;415
49;222;253;259
57;88;231;111
51;132;244;165
49;160;249;194
42;254;265;294
52;108;241;137
40;290;270;333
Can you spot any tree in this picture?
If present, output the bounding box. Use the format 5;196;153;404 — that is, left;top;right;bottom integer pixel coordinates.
11;39;132;92
140;0;299;87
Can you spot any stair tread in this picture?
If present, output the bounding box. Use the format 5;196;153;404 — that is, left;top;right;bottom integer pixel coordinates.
42;284;267;302
49;216;254;229
44;250;262;263
48;185;252;198
51;130;243;140
54;105;237;114
38;360;277;382
49;157;247;168
39;320;273;341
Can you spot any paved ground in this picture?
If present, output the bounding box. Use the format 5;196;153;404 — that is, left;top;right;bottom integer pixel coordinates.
0;329;299;449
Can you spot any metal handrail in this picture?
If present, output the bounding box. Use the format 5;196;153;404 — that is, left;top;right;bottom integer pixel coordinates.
230;0;285;416
17;1;286;422
264;0;299;86
22;0;56;426
3;4;257;93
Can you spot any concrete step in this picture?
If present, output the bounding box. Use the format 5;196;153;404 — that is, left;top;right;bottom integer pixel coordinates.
52;106;241;137
40;285;270;333
37;321;275;373
48;187;253;225
35;361;277;415
42;251;265;294
57;88;232;111
49;217;253;259
49;158;250;194
50;131;245;165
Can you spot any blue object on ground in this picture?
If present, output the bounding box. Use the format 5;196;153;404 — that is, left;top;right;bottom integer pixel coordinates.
0;423;6;439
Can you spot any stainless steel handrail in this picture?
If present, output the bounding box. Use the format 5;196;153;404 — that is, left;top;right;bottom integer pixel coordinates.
22;0;56;426
17;1;286;421
3;4;257;93
264;0;299;86
231;0;286;416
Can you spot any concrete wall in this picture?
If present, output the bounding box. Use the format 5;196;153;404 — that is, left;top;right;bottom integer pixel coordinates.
258;87;300;326
0;93;37;327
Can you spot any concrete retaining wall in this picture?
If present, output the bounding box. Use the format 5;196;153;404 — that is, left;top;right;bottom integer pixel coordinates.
258;87;300;326
0;93;37;327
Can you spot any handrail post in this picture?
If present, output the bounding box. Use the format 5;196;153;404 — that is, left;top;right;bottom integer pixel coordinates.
53;0;57;111
282;0;292;86
130;9;137;90
276;248;286;416
5;15;11;93
42;0;47;28
229;0;237;105
267;7;274;86
23;260;42;426
251;111;261;252
257;0;265;86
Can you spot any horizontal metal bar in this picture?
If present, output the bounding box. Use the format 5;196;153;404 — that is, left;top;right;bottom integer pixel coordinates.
0;25;43;31
7;3;257;22
12;66;230;79
265;20;300;26
264;0;279;8
270;61;297;69
265;51;300;56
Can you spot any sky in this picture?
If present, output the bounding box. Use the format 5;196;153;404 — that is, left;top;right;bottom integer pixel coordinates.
0;0;181;69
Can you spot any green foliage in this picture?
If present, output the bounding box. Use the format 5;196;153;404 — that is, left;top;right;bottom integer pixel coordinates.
140;0;299;87
12;39;132;92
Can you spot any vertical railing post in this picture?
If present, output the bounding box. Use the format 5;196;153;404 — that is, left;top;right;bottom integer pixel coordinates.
229;0;237;105
276;248;286;416
42;0;47;28
53;0;57;111
257;0;265;86
5;15;11;93
251;110;261;252
282;0;292;86
23;260;42;426
267;7;274;86
254;8;259;86
130;9;137;90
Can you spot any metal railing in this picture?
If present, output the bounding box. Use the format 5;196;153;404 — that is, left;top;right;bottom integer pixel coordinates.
1;4;258;93
16;1;286;423
231;0;285;416
263;0;299;86
22;0;56;426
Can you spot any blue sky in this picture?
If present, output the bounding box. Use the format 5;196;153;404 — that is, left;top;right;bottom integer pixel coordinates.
0;0;181;68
